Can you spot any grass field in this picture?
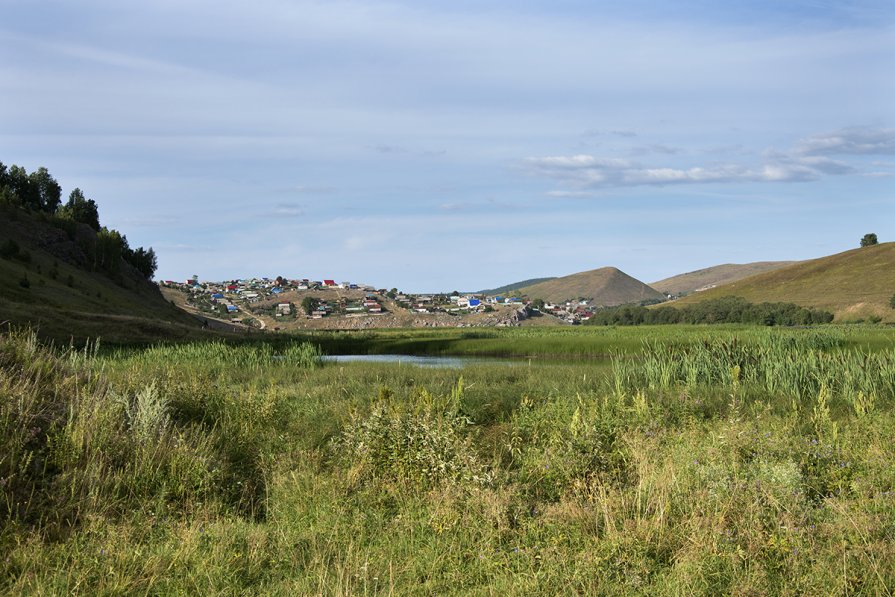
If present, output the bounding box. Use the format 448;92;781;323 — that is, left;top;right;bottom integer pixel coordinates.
2;325;895;594
670;242;895;323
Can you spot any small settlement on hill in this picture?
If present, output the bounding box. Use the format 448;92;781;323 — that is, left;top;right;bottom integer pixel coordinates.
159;275;613;329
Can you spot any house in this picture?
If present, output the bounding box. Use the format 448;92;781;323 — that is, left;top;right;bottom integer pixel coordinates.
276;303;291;316
468;299;481;308
367;304;382;313
323;279;337;287
226;305;239;313
211;293;224;300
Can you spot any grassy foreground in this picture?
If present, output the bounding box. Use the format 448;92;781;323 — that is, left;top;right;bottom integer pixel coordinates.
2;327;895;594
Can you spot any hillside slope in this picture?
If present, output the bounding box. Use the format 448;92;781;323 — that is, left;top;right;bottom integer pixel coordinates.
670;243;895;322
651;261;799;296
0;207;205;342
477;276;557;296
518;267;665;305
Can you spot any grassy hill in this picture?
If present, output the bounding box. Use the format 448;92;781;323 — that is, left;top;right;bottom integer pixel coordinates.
517;266;665;305
0;206;209;343
669;243;895;322
651;261;799;296
477;276;557;296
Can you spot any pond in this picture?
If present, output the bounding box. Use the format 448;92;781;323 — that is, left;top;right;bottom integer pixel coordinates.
320;354;520;368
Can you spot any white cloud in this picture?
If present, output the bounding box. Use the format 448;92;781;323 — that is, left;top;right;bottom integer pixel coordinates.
526;154;823;188
795;127;895;155
271;203;305;218
527;128;888;189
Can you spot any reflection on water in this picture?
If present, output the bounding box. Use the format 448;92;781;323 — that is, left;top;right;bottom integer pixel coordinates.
321;354;517;368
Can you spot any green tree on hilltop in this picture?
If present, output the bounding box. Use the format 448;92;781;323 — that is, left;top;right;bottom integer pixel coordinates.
58;188;100;230
860;233;878;247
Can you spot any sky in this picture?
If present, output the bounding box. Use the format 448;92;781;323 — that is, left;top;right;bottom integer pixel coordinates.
2;0;893;292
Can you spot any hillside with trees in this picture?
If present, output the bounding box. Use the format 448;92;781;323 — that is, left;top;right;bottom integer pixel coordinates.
0;161;202;342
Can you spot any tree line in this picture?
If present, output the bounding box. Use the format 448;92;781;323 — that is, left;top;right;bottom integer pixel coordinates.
0;161;157;279
586;296;834;326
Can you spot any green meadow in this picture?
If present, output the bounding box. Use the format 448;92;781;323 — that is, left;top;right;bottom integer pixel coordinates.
2;325;895;594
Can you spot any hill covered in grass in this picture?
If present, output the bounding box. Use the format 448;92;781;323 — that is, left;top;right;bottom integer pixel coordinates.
651;261;800;296
0;161;205;342
670;242;895;322
476;276;557;296
517;266;666;305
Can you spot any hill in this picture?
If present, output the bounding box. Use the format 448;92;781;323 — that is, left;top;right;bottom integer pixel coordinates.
650;261;799;296
669;243;895;322
477;276;557;296
0;205;207;343
517;266;666;305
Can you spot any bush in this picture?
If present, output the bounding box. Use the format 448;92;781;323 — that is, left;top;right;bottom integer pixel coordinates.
18;275;30;289
333;384;491;489
0;238;19;259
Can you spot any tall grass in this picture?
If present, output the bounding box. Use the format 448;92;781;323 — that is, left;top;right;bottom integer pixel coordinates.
612;330;895;417
3;327;895;594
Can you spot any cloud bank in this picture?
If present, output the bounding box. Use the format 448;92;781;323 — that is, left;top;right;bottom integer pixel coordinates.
527;127;891;190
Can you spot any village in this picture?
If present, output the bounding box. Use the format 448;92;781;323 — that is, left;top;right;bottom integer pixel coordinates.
159;275;602;330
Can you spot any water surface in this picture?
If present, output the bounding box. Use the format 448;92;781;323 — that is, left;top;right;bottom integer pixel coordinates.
321;354;518;368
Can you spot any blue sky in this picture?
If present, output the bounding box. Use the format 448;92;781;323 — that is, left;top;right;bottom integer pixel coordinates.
2;0;893;291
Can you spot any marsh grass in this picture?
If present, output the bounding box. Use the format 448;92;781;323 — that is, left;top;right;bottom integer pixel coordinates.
2;326;895;594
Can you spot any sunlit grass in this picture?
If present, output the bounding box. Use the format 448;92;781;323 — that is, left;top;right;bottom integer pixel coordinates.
2;326;895;594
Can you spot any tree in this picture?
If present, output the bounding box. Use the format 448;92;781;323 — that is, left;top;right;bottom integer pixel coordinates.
5;165;33;209
29;167;61;213
861;233;879;247
58;188;100;230
94;227;127;273
0;164;60;213
301;296;320;315
127;246;158;279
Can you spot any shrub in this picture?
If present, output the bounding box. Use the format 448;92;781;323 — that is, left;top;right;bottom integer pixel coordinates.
333;385;491;489
0;238;19;259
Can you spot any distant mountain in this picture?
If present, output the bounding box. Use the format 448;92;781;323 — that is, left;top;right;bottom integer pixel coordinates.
670;243;895;322
0;206;203;343
517;267;665;306
651;261;799;296
478;277;557;296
